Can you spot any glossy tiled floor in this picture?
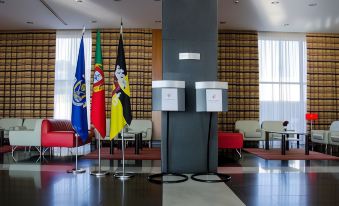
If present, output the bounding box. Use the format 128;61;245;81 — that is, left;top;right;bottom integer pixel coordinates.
1;147;339;206
219;150;339;206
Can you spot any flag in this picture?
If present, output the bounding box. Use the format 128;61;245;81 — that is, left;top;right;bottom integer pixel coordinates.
109;28;132;139
71;35;89;143
91;30;106;138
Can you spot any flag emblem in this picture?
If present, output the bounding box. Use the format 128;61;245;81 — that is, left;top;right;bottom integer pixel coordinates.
73;79;86;107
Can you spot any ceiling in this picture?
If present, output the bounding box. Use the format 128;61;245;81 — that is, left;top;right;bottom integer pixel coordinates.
0;0;339;33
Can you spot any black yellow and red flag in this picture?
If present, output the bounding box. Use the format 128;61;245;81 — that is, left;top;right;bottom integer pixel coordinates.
109;24;132;139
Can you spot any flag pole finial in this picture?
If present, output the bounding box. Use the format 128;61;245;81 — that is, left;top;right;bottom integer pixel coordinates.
120;18;123;35
82;25;86;36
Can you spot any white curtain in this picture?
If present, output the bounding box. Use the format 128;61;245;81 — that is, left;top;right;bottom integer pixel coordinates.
54;30;92;123
258;32;307;132
53;30;92;155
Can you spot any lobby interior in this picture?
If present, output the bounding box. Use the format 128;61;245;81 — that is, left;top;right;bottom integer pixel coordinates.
2;0;339;206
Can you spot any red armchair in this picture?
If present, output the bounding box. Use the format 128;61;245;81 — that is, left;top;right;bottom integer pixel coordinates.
41;119;90;148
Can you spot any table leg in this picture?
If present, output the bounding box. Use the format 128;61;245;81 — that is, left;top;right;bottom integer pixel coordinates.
0;130;3;147
265;131;269;150
286;134;290;151
110;140;114;154
282;134;286;155
139;133;143;151
135;134;139;154
297;134;300;149
305;134;309;155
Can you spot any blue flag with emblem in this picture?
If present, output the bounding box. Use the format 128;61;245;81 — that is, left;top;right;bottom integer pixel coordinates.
71;35;88;143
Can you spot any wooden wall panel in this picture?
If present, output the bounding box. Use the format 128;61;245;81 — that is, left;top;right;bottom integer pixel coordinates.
0;31;55;118
218;31;259;132
307;33;339;130
151;29;162;140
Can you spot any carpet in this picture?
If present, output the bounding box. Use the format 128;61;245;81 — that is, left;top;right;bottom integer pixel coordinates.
82;147;161;160
243;148;339;160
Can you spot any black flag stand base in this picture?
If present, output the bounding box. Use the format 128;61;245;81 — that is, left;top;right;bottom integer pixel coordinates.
90;130;109;177
67;134;86;174
191;113;231;183
148;112;189;184
114;128;134;180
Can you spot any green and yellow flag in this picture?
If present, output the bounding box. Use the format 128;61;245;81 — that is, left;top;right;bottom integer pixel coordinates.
109;26;132;139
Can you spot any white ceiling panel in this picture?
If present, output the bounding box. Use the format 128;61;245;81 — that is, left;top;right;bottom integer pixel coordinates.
0;0;339;32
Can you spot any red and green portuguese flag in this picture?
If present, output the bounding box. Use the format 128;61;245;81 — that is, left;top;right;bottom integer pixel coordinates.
91;30;106;138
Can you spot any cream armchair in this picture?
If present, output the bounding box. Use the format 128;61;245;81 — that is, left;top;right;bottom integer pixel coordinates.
120;119;153;148
100;119;152;149
9;119;43;160
235;120;263;147
314;121;339;153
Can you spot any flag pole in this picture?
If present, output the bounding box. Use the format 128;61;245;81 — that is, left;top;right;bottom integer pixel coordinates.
67;134;86;174
90;129;109;177
114;127;134;180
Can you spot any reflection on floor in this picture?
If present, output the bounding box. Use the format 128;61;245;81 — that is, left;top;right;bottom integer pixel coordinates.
1;148;339;205
219;150;339;206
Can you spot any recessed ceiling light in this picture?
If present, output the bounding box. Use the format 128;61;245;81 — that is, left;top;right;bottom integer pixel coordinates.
282;23;289;26
75;0;82;2
26;21;34;24
114;0;121;1
155;20;161;23
91;20;97;23
271;1;280;5
234;0;239;3
154;0;161;1
308;3;317;7
0;1;5;4
220;21;227;24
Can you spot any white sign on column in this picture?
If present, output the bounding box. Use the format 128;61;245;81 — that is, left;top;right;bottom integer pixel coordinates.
162;88;178;111
206;89;222;112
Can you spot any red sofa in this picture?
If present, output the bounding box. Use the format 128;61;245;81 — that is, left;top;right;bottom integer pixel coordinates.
41;119;91;148
218;132;244;149
218;131;243;158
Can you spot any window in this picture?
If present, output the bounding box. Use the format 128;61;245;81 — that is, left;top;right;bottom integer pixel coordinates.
259;32;307;132
54;30;92;122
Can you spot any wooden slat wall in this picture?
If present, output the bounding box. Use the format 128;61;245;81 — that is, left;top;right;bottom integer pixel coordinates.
218;31;259;132
91;29;152;120
307;33;339;130
0;31;55;118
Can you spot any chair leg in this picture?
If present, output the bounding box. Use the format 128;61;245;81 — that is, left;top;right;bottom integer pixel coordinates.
235;148;242;158
11;146;17;162
330;145;333;155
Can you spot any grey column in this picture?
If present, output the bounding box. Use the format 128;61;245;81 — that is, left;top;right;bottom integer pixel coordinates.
162;0;218;173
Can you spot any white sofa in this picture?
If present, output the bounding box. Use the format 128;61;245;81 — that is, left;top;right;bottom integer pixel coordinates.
235;120;263;147
9;119;43;160
96;119;152;148
0;118;24;144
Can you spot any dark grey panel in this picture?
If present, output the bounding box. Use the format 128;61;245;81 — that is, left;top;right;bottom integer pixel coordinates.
162;0;218;173
162;0;217;41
